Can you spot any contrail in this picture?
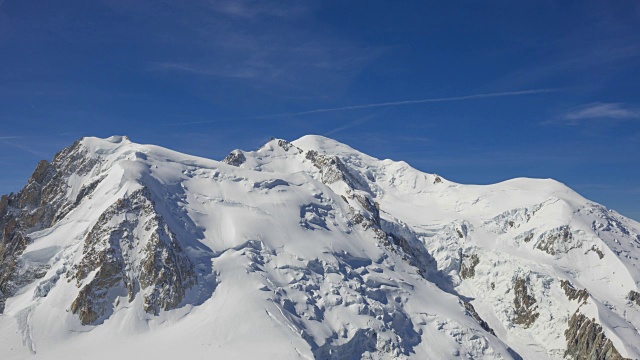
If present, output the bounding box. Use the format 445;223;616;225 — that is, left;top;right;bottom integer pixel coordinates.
160;88;561;126
256;88;561;118
163;119;228;127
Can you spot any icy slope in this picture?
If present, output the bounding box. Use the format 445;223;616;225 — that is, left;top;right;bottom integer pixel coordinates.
0;135;638;359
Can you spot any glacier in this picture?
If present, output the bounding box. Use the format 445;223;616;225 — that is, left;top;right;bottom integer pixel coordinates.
0;134;639;359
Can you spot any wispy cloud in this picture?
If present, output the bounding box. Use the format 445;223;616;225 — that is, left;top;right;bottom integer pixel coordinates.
541;102;640;126
140;0;379;97
564;102;640;122
482;2;640;92
573;184;640;194
258;88;561;118
487;44;640;91
212;0;310;19
0;139;50;158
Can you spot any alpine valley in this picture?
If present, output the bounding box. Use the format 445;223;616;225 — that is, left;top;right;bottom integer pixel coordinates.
1;135;639;360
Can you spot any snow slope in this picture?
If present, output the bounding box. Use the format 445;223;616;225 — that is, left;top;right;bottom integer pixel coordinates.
0;135;639;359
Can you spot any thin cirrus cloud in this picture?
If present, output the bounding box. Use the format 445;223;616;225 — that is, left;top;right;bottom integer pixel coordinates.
564;102;640;122
211;0;310;19
138;1;380;96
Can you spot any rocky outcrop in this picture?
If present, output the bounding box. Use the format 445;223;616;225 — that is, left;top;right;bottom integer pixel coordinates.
463;301;496;336
223;150;246;167
564;312;626;360
349;191;380;227
276;139;302;153
0;215;29;312
1;139;196;323
587;245;605;259
305;150;370;193
536;226;578;255
68;187;196;324
512;277;539;328
70;248;124;324
460;253;479;279
628;290;640;307
561;280;590;304
306;150;350;185
0;141;102;312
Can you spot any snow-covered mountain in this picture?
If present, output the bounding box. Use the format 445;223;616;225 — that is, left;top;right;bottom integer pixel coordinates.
1;135;639;359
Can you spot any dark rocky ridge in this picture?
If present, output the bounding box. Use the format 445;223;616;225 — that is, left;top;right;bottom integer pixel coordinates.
629;290;640;307
223;150;246;167
512;277;539;328
463;301;496;336
69;187;196;324
460;253;480;279
565;312;626;360
305;148;372;194
536;226;576;256
0;140;99;312
561;280;590;304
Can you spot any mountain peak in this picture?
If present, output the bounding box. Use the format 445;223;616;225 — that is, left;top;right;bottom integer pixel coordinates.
293;134;372;158
0;135;639;359
78;135;134;155
104;135;131;143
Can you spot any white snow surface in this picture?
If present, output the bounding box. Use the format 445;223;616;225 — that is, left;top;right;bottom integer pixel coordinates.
1;134;639;359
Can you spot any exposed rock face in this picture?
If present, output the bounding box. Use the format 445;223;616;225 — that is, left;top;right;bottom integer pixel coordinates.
69;187;196;324
306;150;349;185
587;245;605;259
564;312;626;360
305;150;370;192
464;301;496;336
223;150;246;167
460;253;480;279
0;141;100;312
561;280;590;304
0;195;8;215
276;139;302;153
512;277;539;328
629;290;640;307
310;157;442;301
536;226;577;255
0;215;29;312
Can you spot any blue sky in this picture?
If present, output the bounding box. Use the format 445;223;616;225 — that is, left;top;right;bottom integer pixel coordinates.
1;1;639;219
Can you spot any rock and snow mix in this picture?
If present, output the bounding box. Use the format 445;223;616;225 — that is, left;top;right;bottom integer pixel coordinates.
0;134;639;359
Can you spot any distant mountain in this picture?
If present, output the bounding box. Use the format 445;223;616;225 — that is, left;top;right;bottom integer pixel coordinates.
1;135;639;359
